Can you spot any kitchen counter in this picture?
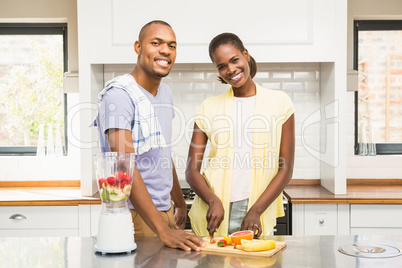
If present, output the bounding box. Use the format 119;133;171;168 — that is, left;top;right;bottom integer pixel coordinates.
0;235;401;267
284;179;402;204
0;184;101;206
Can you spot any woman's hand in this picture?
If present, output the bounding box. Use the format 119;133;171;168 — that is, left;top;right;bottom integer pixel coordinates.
241;210;262;238
206;196;224;237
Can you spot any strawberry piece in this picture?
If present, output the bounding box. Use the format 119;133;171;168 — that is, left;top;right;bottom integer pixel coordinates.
107;176;116;186
98;178;106;189
119;180;127;189
116;171;126;182
217;240;226;247
125;174;132;184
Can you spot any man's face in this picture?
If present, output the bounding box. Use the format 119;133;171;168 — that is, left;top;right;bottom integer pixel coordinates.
136;24;177;78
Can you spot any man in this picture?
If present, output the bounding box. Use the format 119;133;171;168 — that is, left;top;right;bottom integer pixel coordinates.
97;20;205;251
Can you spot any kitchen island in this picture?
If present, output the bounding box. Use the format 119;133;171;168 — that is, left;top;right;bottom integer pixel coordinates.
0;235;401;267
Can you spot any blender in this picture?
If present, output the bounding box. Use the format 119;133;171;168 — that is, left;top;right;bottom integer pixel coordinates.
94;152;137;254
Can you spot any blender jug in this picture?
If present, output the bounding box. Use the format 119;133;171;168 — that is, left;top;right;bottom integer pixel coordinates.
94;152;137;254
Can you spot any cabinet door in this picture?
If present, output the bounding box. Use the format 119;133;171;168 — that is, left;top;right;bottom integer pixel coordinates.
78;0;339;64
304;204;337;235
0;206;79;237
90;205;102;236
350;204;402;235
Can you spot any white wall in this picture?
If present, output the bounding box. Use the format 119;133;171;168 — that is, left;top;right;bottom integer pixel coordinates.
346;0;402;179
0;0;80;181
103;63;322;186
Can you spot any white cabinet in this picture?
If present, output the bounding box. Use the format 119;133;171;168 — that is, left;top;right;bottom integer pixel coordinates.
350;204;402;235
292;203;402;236
292;203;350;235
78;0;342;64
90;204;102;236
0;206;79;237
304;204;338;235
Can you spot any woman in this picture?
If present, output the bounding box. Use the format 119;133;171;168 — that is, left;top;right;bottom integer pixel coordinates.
185;33;295;238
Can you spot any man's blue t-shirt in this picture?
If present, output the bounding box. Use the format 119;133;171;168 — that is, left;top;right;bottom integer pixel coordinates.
98;76;175;211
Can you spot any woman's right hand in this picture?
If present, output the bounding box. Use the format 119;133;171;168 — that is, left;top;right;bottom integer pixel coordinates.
206;196;224;237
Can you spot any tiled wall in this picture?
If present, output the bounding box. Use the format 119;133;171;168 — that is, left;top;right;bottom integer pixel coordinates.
104;63;321;186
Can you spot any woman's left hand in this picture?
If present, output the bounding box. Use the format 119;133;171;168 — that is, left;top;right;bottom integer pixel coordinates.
241;211;262;238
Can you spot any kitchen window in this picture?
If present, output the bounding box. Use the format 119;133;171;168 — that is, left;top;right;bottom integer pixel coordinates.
0;23;68;155
354;20;402;155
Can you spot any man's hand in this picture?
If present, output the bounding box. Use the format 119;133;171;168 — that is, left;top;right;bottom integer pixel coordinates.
206;196;224;238
159;228;205;251
174;206;187;230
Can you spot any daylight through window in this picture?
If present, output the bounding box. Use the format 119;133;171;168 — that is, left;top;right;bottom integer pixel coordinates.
0;24;67;155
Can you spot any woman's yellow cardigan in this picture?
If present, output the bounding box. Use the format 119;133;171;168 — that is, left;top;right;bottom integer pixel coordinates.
188;83;295;237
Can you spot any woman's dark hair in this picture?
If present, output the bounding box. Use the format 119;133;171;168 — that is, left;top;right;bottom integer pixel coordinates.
208;33;257;84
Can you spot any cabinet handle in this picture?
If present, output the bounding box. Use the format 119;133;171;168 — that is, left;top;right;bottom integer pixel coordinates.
9;214;27;221
319;218;324;224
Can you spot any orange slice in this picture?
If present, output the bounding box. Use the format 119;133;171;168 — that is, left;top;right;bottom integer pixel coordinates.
230;230;253;245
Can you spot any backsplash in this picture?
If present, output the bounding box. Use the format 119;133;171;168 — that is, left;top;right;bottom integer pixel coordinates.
104;63;321;186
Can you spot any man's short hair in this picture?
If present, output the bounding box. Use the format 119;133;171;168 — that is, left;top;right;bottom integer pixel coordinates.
138;20;172;42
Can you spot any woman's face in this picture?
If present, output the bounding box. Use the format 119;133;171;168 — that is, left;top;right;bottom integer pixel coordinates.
212;44;251;88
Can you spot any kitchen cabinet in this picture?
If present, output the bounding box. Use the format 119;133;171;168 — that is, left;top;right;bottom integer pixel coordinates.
350;204;402;235
292;203;402;236
78;0;342;64
292;203;350;235
90;204;101;236
0;206;79;237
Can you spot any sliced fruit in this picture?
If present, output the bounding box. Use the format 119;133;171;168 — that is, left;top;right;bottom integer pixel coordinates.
223;235;232;245
125;174;132;184
101;184;110;201
231;230;254;245
109;191;127;202
107;176;116;186
119;180;127;189
123;184;131;195
116;171;126;182
98;178;106;189
113;187;122;195
217;239;226;247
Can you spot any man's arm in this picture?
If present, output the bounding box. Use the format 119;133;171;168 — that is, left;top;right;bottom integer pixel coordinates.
170;159;187;230
107;128;205;251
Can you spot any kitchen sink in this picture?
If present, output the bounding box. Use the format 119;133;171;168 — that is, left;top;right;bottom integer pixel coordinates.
338;243;401;258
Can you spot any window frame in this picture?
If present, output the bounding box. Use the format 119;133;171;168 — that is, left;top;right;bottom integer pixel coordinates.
354;20;402;155
0;23;68;155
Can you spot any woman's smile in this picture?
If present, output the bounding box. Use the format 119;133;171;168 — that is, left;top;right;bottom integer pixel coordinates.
230;72;243;81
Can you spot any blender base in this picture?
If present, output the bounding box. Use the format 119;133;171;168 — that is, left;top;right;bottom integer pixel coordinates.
94;243;137;255
95;211;137;254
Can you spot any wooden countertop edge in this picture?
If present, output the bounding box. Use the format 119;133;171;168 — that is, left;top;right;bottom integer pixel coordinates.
285;179;402;204
286;198;402;204
0;181;102;206
0;180;81;187
0;199;102;206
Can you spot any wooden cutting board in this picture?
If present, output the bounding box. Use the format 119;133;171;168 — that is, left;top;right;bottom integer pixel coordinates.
200;237;286;257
